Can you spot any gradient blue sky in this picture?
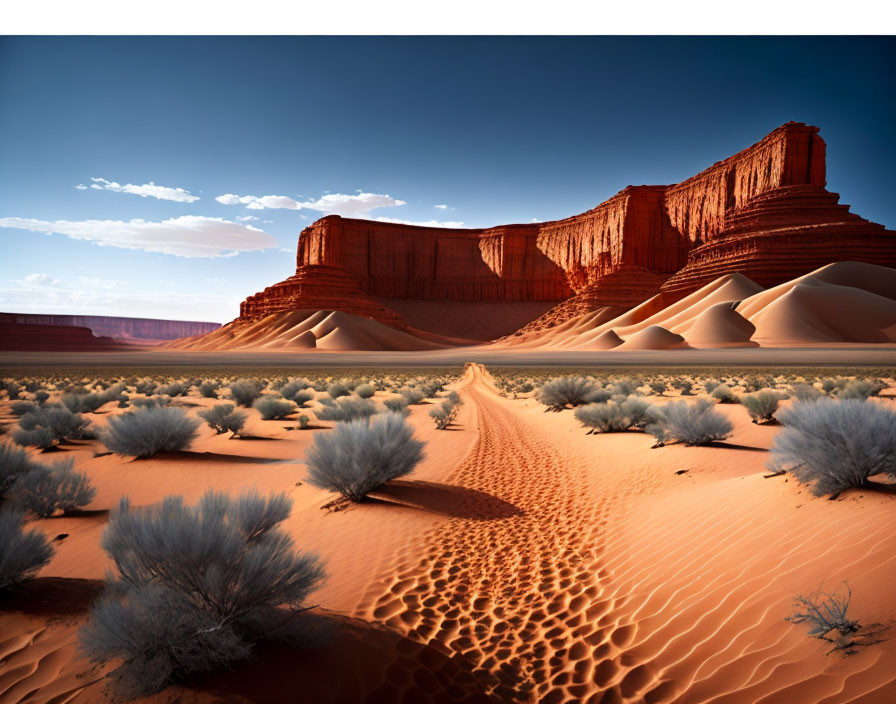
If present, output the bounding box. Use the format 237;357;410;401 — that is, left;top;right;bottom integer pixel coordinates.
1;36;893;323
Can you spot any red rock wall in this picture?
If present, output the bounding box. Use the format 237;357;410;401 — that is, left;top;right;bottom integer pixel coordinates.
234;122;895;334
2;313;220;341
664;123;826;246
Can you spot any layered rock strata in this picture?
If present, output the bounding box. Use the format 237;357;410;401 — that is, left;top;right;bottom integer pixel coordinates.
233;122;895;339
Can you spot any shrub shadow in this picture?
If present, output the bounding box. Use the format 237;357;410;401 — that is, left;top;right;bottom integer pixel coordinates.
136;451;282;464
188;612;503;704
369;480;522;520
0;577;103;615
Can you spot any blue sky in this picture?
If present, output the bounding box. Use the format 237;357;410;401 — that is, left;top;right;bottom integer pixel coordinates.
1;36;893;323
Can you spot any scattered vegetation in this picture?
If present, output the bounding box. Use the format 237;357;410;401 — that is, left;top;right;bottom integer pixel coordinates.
227;380;263;408
430;391;462;430
253;396;296;420
1;442;34;495
0;508;55;591
80;490;325;701
650;399;734;446
198;403;248;436
305;413;425;502
9;458;96;518
315;397;378;423
740;390;783;424
327;382;350;399
770;399;896;497
102;406;200;457
538;376;603;412
574;397;651;434
786;584;881;655
13;405;92;449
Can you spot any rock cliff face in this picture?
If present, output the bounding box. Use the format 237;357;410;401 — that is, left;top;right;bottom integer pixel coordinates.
1;313;220;342
234;122;896;339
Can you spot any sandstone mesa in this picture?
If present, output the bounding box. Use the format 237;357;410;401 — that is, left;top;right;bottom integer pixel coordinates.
218;123;896;344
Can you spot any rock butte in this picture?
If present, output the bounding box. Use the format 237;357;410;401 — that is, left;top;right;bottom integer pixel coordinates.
237;122;895;340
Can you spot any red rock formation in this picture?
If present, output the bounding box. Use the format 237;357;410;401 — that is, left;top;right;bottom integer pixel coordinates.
232;122;895;341
0;317;126;351
1;313;220;342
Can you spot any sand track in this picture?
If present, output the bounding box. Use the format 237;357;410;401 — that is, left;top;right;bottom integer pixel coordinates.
357;365;656;703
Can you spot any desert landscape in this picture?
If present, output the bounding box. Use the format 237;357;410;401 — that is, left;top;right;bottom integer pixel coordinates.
2;32;895;704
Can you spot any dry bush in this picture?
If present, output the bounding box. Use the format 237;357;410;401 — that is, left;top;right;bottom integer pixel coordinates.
770;399;896;496
102;406;200;457
305;413;424;501
574;397;651;434
0;508;54;591
198;403;248;436
9;458;96;518
253;396;296;420
80;490;325;701
652;399;734;446
740;390;783;424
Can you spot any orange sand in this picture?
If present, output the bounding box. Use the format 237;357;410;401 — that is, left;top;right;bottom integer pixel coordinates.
1;367;895;703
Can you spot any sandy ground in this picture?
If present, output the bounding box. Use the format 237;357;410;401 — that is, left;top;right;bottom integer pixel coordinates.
2;345;896;369
1;366;895;703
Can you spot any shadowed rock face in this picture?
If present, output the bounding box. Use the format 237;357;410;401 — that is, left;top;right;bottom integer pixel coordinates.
236;122;895;338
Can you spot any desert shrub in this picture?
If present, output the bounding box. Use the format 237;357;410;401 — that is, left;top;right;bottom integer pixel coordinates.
574;397;651;434
130;395;171;409
652;399;733;446
711;385;737;403
383;396;411;416
315;397;377;423
305;413;425;501
645;423;670;448
102;406;200;457
254;396;296;420
80;490;325;701
9;458;96;518
32;390;50;405
279;379;310;402
0;508;55;591
327;382;349;399
791;383;822;402
297;415;310;430
134;379;157;395
398;387;426;405
292;390;314;408
3;380;21;399
13;405;91;449
156;382;187;398
703;380;720;394
1;442;34;495
740;390;783;424
227;380;263;408
648;380;667;396
538;376;601;412
611;378;640;397
769;399;896;496
198;380;220;398
786;583;860;649
198;403;248;436
672;379;694;396
11;400;39;416
354;383;375;399
837;379;885;401
430;393;462;430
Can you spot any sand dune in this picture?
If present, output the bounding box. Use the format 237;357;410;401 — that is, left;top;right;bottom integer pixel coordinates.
168;310;449;352
491;262;896;351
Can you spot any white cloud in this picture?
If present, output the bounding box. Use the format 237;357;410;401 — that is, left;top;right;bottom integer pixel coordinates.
374;217;465;228
236;215;258;221
0;215;277;258
215;191;406;217
23;273;61;287
1;275;239;323
435;204;448;210
86;177;200;203
531;217;542;223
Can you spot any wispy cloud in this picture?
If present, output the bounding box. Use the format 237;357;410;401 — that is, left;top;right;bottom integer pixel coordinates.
374;217;465;229
80;177;200;203
236;215;259;221
2;275;237;322
0;216;277;258
216;191;406;217
434;204;449;210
